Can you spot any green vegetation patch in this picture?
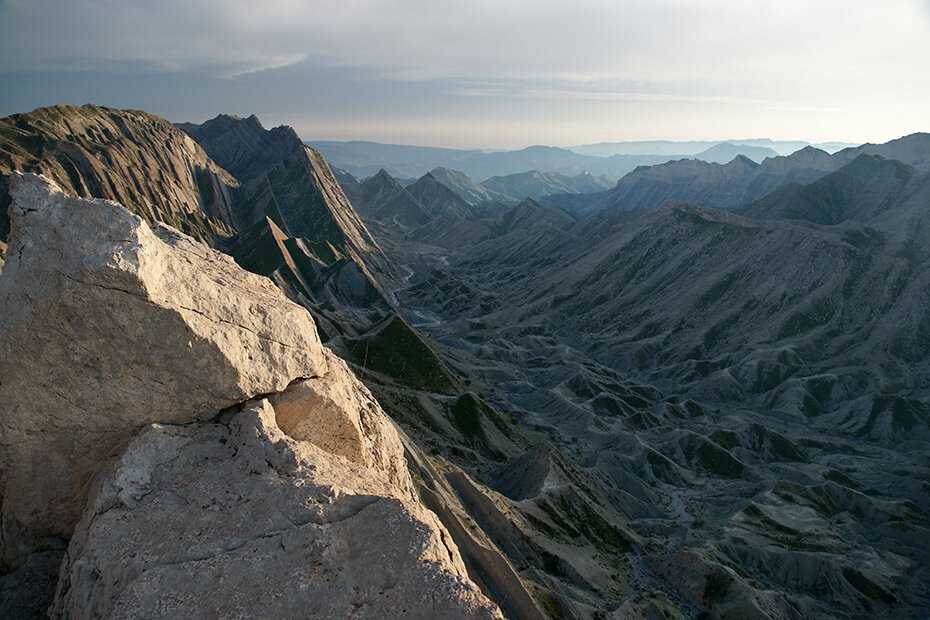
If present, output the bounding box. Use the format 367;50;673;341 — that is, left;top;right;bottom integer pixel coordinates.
229;219;284;276
551;493;633;552
345;315;458;394
449;393;487;439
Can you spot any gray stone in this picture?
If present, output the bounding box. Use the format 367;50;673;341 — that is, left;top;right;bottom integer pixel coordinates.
0;173;325;562
52;399;501;619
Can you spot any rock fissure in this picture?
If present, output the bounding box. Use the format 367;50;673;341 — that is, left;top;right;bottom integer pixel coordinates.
58;271;304;352
170;300;306;350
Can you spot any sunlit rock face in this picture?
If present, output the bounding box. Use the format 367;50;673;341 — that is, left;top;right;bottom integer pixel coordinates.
0;173;501;619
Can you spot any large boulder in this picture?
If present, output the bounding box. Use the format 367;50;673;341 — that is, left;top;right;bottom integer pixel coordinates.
0;173;326;562
52;398;500;619
0;173;501;617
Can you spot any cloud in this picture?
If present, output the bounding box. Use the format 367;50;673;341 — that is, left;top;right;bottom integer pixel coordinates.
2;0;928;87
0;0;927;147
452;86;757;103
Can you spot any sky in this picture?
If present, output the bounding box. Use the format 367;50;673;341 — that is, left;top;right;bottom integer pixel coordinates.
0;0;928;149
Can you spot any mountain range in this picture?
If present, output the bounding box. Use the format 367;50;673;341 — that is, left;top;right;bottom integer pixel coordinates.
307;139;783;181
567;138;856;157
1;104;928;619
349;130;930;618
542;134;930;216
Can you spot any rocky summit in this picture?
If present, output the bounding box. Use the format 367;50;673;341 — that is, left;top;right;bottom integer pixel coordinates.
0;173;501;619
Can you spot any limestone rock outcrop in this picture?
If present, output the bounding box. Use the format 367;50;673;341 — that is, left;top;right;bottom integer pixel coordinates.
0;172;499;618
52;399;500;619
0;173;324;561
268;349;413;485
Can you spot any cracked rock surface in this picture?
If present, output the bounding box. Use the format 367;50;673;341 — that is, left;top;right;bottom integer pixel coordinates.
52;400;500;619
0;172;500;618
0;173;325;559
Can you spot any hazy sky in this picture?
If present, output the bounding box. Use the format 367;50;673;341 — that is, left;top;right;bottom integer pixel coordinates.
0;0;927;148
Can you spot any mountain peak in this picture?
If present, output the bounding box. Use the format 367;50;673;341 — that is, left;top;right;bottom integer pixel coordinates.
0;104;238;242
407;172;473;218
730;154;760;167
356;169;432;228
177;113;303;181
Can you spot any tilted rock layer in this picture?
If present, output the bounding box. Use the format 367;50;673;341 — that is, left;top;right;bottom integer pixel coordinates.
0;173;500;617
0;104;240;242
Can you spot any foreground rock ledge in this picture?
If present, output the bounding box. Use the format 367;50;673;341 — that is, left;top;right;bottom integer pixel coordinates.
52;400;501;619
0;173;325;559
0;173;500;617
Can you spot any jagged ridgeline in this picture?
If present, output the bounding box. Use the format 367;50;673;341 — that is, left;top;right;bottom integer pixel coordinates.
0;104;239;242
0;104;621;619
0;105;392;289
4;102;930;619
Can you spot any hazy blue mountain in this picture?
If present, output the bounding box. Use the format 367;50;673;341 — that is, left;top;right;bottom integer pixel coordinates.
566;170;616;193
598;154;761;212
567;140;715;157
837;132;930;172
310;140;698;180
567;138;854;157
811;141;861;153
693;142;779;164
481;169;613;202
306;140;482;170
427;166;510;205
547;145;842;215
739;153;922;225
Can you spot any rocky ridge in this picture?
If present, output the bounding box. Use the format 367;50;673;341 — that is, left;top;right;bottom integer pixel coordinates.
428;166;510;205
0;104;239;243
544;134;928;217
406;172;475;219
354;169;434;229
481;170;614;204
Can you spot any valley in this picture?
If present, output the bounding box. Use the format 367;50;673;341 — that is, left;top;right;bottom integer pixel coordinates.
343;134;930;618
